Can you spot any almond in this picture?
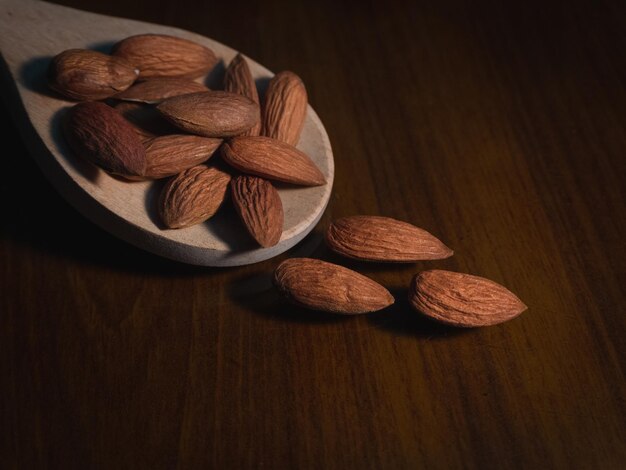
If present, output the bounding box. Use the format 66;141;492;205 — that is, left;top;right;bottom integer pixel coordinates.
159;165;231;229
231;176;283;247
112;101;179;142
224;53;261;136
156;91;259;137
112;34;218;79
274;258;394;314
113;77;208;103
48;49;138;101
326;216;453;262
143;135;222;179
262;71;307;146
222;136;325;186
408;270;527;327
64;102;146;177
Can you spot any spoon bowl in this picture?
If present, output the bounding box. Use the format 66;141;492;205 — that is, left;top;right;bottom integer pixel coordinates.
0;0;334;266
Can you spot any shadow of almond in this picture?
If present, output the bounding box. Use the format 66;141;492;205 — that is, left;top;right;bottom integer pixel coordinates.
86;40;117;54
204;201;258;252
205;58;225;89
18;55;58;98
144;177;167;229
366;288;472;339
227;270;350;325
255;76;271;99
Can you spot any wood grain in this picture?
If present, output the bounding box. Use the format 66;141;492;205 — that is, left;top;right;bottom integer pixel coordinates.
1;0;625;468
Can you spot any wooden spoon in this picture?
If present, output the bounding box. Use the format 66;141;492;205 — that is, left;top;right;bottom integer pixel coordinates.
0;0;334;266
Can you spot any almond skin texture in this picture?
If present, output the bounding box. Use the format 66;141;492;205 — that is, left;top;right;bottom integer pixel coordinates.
326;216;453;262
408;270;528;327
112;34;218;79
222;136;325;186
64;102;146;177
231;176;283;247
262;71;307;146
113;77;208;103
48;49;138;101
224;54;261;136
274;258;394;314
143;135;222;179
156;91;259;137
159;166;231;229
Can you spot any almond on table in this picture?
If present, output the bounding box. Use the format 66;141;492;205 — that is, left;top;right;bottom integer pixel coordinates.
274;258;394;314
326;216;453;262
408;270;527;327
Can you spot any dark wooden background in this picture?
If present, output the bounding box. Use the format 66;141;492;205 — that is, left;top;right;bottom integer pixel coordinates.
2;0;625;468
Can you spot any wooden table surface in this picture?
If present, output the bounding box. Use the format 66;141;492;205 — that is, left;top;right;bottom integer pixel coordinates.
2;0;625;468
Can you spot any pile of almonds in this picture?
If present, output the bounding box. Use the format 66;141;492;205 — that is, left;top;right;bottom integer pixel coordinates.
49;34;321;247
274;216;527;327
47;34;526;328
